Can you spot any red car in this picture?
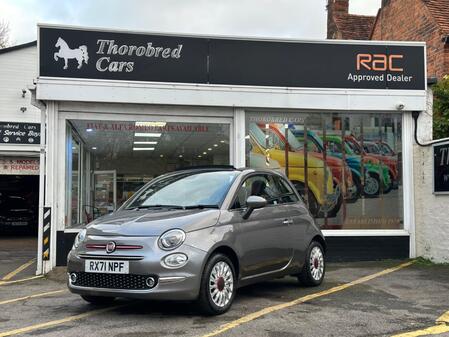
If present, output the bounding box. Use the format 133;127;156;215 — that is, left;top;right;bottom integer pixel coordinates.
345;136;399;190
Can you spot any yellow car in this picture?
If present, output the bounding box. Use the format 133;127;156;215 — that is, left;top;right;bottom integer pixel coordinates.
248;123;339;218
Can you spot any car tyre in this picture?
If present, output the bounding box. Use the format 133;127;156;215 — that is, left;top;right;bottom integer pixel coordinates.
326;192;342;218
363;172;380;197
293;182;320;218
298;241;325;287
197;253;236;315
81;295;115;305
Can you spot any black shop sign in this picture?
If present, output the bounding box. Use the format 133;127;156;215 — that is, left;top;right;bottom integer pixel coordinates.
0;122;41;144
39;25;426;90
434;142;449;193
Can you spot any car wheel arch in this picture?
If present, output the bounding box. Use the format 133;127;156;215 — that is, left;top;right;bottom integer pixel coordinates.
311;235;327;254
203;245;240;281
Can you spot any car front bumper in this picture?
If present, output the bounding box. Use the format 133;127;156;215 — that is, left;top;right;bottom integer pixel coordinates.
67;236;207;301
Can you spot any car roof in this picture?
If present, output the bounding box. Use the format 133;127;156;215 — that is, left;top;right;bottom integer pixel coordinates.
168;166;284;177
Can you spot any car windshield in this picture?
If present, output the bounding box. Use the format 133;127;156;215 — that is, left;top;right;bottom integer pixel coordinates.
125;170;239;209
345;139;362;155
379;143;394;155
364;143;381;154
277;125;305;151
0;196;29;211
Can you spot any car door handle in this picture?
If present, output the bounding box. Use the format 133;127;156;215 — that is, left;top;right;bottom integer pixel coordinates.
282;219;293;225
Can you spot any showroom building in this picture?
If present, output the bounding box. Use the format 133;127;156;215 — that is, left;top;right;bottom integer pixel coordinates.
33;24;427;273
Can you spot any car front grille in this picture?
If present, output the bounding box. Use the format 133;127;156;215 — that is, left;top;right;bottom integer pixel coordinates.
72;272;157;290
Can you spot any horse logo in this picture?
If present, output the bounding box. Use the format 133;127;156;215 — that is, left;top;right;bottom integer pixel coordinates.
54;37;89;70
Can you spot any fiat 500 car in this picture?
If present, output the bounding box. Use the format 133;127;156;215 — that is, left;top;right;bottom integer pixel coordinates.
67;167;326;315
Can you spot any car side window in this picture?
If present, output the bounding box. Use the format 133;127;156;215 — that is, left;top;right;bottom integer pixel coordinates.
267;130;285;150
274;176;300;204
327;140;341;153
231;175;282;209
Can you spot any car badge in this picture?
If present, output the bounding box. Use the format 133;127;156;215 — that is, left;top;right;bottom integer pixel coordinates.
106;241;116;254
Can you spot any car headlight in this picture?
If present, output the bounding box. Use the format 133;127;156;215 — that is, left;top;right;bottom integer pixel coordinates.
72;229;87;250
161;253;188;269
158;229;186;250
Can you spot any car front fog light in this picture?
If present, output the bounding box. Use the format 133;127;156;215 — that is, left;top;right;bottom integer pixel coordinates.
161;253;188;269
145;277;156;288
69;272;77;283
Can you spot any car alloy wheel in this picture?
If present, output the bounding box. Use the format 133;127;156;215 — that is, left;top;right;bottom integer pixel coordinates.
309;246;324;281
298;241;325;286
363;174;380;196
209;261;234;308
197;253;236;315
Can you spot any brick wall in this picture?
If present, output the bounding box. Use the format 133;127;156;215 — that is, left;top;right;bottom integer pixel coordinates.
327;0;348;39
371;0;448;79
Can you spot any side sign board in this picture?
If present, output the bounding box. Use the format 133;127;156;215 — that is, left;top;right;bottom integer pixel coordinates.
39;26;426;90
0;122;41;144
434;142;449;193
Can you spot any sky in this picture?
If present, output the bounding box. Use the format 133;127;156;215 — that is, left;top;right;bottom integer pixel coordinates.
0;0;381;45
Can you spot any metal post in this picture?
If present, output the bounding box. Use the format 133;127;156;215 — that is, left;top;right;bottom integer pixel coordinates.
284;124;289;178
304;122;309;208
322;115;328;226
341;116;347;224
37;105;46;275
360;118;365;217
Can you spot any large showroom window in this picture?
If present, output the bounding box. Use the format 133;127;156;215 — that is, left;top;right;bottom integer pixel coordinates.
66;119;230;227
246;112;403;230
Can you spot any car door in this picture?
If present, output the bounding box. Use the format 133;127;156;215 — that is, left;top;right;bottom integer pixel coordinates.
273;175;310;263
230;174;293;278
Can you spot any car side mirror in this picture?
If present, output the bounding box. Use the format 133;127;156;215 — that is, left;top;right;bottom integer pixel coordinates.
242;196;267;220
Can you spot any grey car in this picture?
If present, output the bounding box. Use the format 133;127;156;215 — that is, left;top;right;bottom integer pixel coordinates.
67;167;326;315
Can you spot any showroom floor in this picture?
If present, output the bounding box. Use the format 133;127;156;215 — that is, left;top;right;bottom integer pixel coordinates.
0;260;448;337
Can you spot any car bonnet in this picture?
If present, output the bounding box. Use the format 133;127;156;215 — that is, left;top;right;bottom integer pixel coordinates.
86;208;220;237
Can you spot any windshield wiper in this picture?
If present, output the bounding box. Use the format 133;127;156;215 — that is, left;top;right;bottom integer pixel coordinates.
183;204;220;209
130;204;219;210
132;204;184;210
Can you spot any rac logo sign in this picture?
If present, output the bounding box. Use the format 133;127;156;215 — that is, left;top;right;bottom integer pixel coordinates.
356;54;403;72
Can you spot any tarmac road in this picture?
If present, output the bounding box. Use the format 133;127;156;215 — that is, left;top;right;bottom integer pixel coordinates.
0;260;448;337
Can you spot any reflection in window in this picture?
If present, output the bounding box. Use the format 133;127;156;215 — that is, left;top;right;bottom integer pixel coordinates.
246;112;403;230
70;136;80;226
66;120;230;227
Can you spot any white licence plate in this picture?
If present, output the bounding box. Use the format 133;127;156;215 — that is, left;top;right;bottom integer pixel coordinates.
85;260;129;274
